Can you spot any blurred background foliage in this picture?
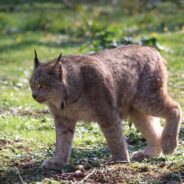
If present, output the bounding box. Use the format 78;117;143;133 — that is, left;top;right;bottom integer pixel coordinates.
0;0;183;51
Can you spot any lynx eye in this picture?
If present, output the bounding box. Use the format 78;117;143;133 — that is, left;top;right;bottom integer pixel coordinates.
38;84;46;89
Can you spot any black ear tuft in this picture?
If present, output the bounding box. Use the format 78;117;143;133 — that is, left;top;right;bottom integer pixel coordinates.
52;53;63;79
34;49;40;69
53;53;62;68
57;53;62;63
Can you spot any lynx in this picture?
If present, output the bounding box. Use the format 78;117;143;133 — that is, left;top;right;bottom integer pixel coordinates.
29;45;181;170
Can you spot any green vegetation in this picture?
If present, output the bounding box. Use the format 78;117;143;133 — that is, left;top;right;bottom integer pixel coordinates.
0;0;184;183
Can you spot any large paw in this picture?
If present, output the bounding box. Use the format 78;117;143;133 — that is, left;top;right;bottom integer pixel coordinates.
132;151;147;161
161;135;177;155
41;158;64;171
111;153;130;163
132;145;161;161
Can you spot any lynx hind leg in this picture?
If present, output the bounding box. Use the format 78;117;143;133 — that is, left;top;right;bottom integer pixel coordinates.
160;98;181;155
130;109;162;161
133;95;181;155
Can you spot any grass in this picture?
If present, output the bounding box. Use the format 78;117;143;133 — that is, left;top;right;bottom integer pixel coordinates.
0;1;184;183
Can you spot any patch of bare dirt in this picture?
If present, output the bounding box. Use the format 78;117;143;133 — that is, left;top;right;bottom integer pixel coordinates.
45;163;172;183
1;161;183;183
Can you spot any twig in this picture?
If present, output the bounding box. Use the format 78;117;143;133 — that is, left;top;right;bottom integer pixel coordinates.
178;172;183;184
79;169;96;184
15;167;24;184
85;161;94;169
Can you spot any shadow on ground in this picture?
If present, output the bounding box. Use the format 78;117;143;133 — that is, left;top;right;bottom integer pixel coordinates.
0;146;110;183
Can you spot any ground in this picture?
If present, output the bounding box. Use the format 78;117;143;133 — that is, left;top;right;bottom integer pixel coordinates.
0;1;184;183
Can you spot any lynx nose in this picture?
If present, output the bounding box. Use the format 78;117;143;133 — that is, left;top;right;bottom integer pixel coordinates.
32;93;37;100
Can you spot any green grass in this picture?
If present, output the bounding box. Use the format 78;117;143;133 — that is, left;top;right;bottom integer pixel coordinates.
0;1;184;183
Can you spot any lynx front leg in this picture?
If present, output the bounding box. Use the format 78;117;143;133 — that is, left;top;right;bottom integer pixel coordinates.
99;114;130;162
41;116;76;170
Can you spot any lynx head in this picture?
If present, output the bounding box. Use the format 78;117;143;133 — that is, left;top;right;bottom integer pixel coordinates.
29;50;66;109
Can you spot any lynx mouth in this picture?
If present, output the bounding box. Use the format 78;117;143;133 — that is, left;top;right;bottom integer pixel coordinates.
36;97;47;103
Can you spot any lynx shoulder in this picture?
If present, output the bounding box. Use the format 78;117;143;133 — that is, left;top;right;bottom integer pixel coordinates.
30;45;181;170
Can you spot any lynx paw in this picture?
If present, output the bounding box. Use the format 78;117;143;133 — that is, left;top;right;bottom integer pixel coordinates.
41;158;64;171
132;145;161;161
132;151;147;161
161;135;177;155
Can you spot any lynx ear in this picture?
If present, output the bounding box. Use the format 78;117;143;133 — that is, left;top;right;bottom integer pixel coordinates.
34;49;40;69
53;53;63;79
